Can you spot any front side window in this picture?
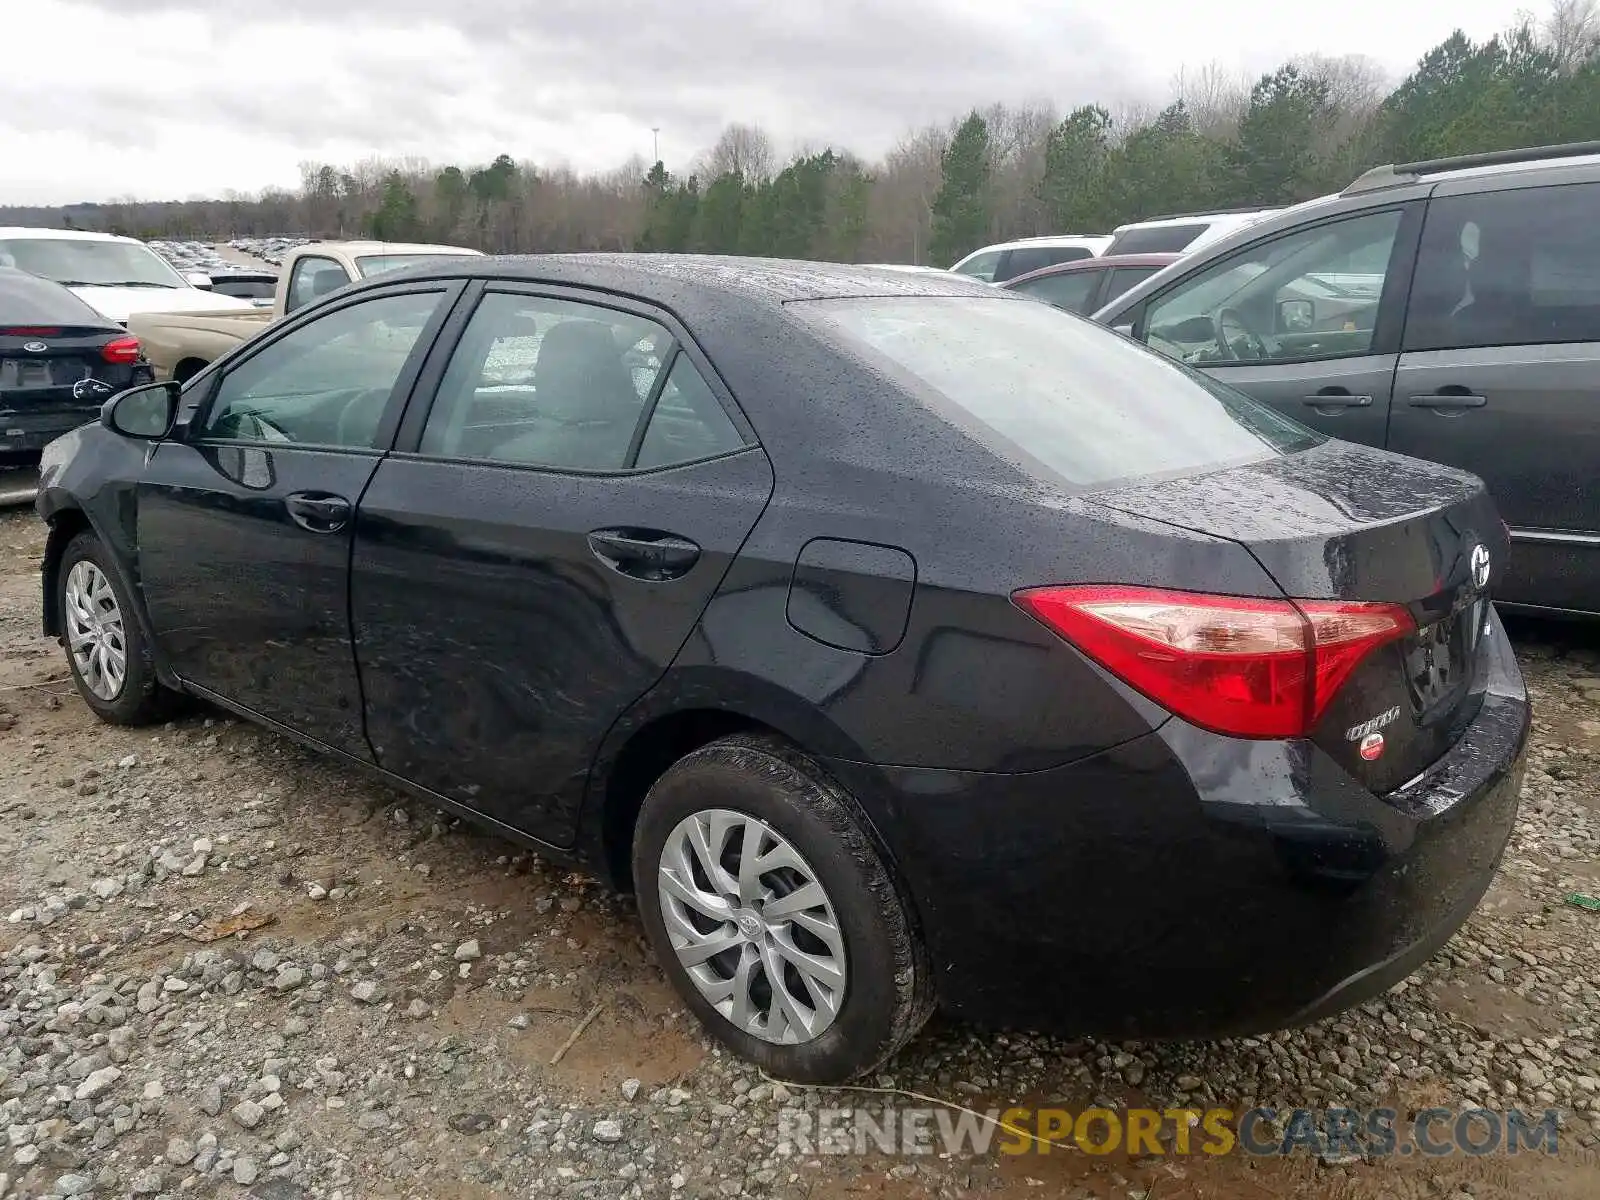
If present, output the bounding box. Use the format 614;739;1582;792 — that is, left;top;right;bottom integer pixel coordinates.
0;238;187;289
950;250;1003;282
802;296;1321;492
200;291;443;448
1009;269;1104;313
1405;182;1600;351
1141;210;1402;366
285;256;351;314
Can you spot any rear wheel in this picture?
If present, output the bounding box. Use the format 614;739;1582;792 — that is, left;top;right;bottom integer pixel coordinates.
632;734;933;1083
58;532;178;725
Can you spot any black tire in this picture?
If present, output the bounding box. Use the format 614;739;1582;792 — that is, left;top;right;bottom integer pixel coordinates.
57;532;178;725
632;734;934;1083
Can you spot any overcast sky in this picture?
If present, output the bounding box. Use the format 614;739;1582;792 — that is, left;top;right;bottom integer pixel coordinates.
8;0;1523;206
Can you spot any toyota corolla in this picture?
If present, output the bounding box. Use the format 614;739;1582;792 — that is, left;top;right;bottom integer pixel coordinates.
35;256;1529;1083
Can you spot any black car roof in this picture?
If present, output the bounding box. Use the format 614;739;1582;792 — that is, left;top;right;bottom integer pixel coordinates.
378;253;999;308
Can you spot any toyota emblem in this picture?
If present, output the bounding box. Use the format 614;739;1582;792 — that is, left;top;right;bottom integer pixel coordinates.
1470;543;1491;590
21;340;48;353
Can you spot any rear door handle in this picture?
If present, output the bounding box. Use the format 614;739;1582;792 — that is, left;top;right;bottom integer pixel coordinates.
588;529;701;580
1300;391;1372;408
284;492;351;533
1408;392;1487;409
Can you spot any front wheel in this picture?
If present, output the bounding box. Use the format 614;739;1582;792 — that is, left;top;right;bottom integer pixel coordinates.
632;734;933;1083
58;532;178;725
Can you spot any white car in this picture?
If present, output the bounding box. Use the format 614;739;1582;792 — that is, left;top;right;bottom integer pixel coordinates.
949;235;1112;284
0;229;255;324
1103;208;1284;257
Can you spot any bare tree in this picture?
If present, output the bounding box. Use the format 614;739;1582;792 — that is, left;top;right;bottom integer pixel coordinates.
701;123;777;181
1541;0;1600;70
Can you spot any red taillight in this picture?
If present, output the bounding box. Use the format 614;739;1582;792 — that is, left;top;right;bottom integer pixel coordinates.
0;326;63;336
101;336;141;365
1014;585;1414;739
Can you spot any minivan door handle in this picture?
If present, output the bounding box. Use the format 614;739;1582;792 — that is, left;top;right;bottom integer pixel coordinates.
1408;391;1487;409
1300;389;1372;409
284;492;351;533
588;529;701;581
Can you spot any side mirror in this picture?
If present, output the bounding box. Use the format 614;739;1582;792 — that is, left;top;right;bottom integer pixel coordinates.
185;272;214;289
102;381;180;440
1277;298;1314;332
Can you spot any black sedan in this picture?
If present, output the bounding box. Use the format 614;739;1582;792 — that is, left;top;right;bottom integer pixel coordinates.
1;266;152;464
35;256;1529;1083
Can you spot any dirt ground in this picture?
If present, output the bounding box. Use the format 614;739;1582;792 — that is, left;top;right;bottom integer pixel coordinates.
0;501;1597;1199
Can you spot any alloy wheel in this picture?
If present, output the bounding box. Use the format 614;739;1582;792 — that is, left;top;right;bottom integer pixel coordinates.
64;560;128;701
657;808;848;1044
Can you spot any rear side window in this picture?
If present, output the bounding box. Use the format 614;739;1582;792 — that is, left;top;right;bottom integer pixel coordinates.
1000;246;1092;280
1406;182;1600;351
1103;266;1161;305
1107;224;1206;255
802;296;1321;491
1008;269;1104;313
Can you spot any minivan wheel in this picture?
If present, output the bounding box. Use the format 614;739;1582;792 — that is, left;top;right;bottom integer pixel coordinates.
58;532;176;725
632;734;933;1083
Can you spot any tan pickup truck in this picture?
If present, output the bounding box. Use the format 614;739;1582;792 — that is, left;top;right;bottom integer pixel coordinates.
129;240;483;382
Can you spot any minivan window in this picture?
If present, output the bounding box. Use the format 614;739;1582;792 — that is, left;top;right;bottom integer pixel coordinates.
1107;224;1206;255
803;296;1322;490
1405;182;1600;351
1141;210;1401;366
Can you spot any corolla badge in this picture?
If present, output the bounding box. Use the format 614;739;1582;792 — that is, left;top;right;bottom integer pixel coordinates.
21;340;48;353
1470;543;1491;590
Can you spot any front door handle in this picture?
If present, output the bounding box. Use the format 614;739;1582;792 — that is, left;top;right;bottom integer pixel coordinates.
588;529;701;580
1408;391;1487;409
284;492;351;533
1301;389;1373;409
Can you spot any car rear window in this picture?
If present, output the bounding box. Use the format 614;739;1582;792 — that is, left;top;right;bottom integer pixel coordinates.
801;296;1322;491
0;269;111;326
1106;224;1207;255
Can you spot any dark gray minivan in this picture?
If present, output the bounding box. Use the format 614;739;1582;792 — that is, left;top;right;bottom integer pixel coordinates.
1096;141;1600;617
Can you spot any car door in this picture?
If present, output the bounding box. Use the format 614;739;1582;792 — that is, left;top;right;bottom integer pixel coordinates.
1132;205;1422;447
350;284;774;846
136;282;460;757
1390;175;1600;613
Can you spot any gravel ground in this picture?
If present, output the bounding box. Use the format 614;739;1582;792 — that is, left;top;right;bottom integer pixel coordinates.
1;503;1598;1199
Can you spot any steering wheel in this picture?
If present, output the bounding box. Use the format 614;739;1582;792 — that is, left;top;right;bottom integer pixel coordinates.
1213;307;1271;362
335;388;390;448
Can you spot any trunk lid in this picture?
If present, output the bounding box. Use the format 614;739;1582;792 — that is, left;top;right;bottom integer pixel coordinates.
1085;439;1508;794
0;328;140;417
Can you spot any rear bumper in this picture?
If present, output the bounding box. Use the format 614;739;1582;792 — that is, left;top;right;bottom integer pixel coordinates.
824;610;1529;1038
0;405;101;453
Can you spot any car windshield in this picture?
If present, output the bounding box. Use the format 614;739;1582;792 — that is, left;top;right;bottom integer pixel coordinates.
801;295;1321;491
354;253;473;278
0;238;188;288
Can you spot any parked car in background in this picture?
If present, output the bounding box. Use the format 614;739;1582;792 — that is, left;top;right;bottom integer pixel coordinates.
0;267;152;463
1104;207;1283;257
204;269;278;306
1095;140;1600;616
0;229;256;324
129;240;482;382
38;253;1526;1082
949;235;1111;283
1002;253;1179;313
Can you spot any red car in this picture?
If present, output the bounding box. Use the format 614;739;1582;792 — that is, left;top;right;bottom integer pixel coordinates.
1001;253;1178;315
